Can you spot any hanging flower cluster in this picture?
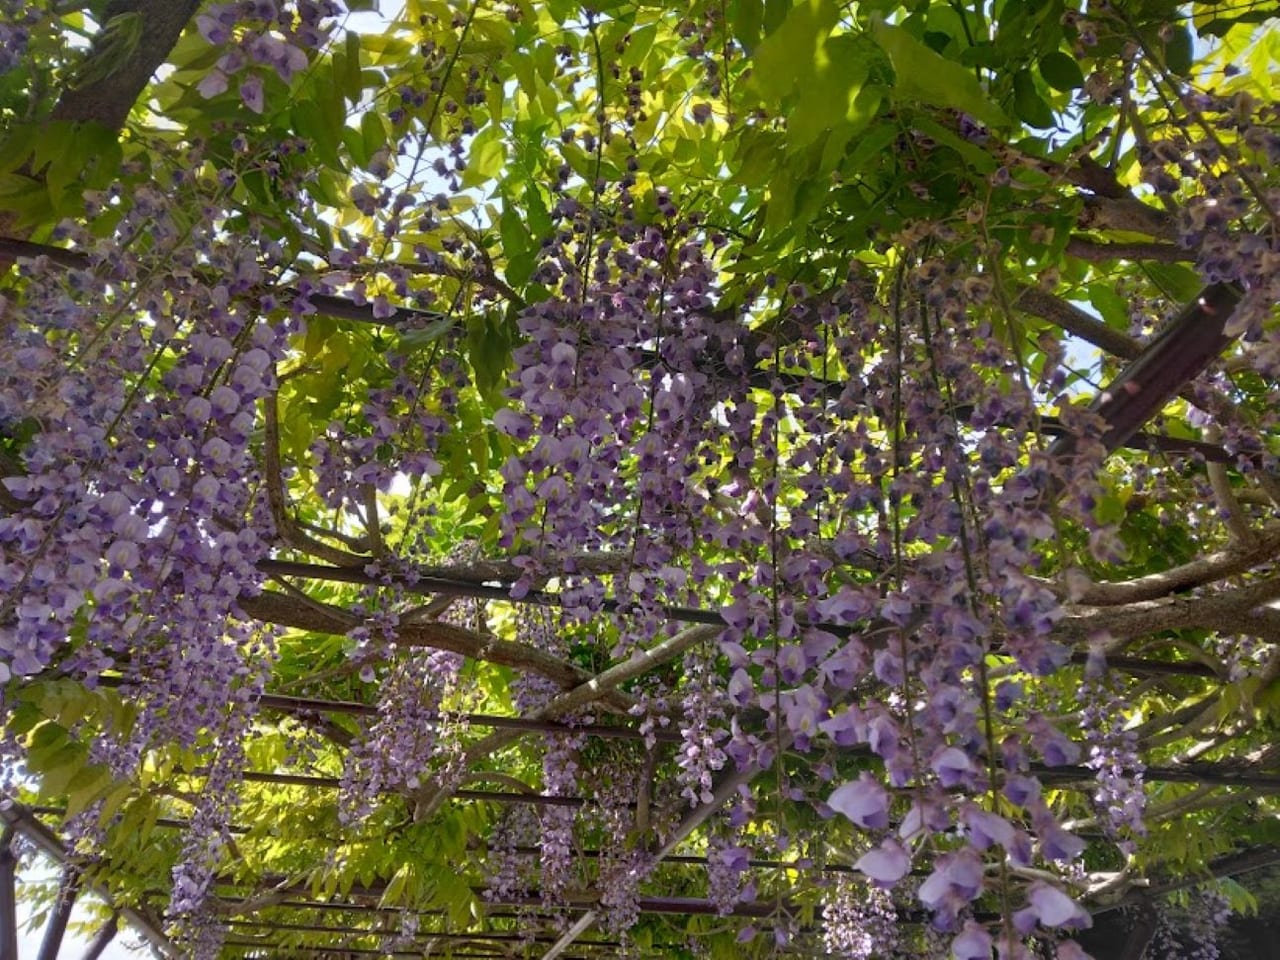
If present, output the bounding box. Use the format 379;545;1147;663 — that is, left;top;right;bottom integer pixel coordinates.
194;0;341;111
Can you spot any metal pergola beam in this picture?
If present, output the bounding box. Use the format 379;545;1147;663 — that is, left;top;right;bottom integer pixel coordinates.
34;867;79;960
225;945;608;959
1;826;17;960
79;912;119;960
217;887;783;919
226;918;624;946
86;682;685;744
220;760;1280;795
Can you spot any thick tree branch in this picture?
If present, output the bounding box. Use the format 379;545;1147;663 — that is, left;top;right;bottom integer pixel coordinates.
1059;575;1280;645
236;590;635;713
0;826;15;960
1058;523;1280;606
50;0;201;132
1013;285;1143;361
263;391;367;565
1077;194;1180;242
1204;424;1258;545
0;236;449;329
1092;845;1280;915
1064;237;1194;263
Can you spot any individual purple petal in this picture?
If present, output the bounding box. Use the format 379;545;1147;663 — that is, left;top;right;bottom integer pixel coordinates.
727;668;753;706
1039;824;1086;863
873;648;904;685
828;774;889;830
493;408;533;440
819;706;862;746
1004;773;1041;807
918;849;984;918
1013;905;1040;937
867;713;899;760
197;69;229;98
854;838;910;885
240;74;265;114
276;41;309;81
963;805;1015;851
1027;882;1091;929
196;14;230;44
931;745;975;787
951;920;993;960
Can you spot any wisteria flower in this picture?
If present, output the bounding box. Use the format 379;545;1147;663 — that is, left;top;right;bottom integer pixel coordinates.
931;745;976;788
494;409;534;440
951;920;993;959
828;774;890;830
1013;882;1092;935
854;838;911;885
918;849;984;922
197;69;229;98
239;74;265;113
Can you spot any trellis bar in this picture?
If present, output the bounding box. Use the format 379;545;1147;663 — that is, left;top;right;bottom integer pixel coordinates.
0;826;16;960
34;866;80;960
79;913;119;960
223;760;1280;795
226;919;623;946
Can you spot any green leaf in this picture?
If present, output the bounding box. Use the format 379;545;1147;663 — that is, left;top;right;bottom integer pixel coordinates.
1039;50;1084;91
381;862;413;906
750;0;841;105
292;101;344;171
466;312;513;402
730;0;765;52
66;766;113;819
360;111;386;166
494;204;524;261
0;172;52;224
0;125;34;174
399;316;455;350
30;121;75;178
1142;261;1205;303
763;171;798;233
1087;284;1129;330
32;741;86;788
340;30;364;100
1162;25;1194;75
786;35;872;151
464;129;506;187
870;17;1013;129
1013;70;1056;129
762;0;789;34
